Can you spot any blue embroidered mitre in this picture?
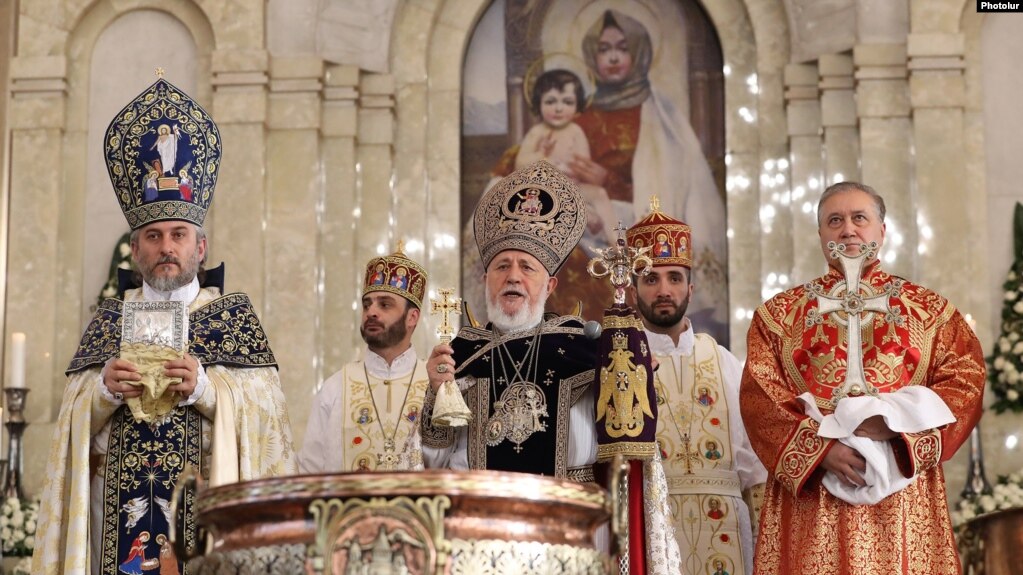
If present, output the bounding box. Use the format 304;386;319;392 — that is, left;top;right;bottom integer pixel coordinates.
104;75;221;229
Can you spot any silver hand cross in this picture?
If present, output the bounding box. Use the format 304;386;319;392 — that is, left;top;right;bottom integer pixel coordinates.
805;241;903;402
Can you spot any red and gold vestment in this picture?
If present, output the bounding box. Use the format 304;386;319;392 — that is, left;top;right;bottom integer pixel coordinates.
740;262;985;575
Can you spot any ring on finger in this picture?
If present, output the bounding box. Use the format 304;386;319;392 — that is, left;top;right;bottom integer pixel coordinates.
113;391;124;401
436;364;449;374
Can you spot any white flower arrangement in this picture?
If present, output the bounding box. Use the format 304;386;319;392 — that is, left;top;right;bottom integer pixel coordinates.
951;470;1023;527
989;255;1023;413
0;496;38;557
10;557;31;575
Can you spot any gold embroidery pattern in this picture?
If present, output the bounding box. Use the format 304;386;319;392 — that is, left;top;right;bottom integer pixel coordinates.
906;429;941;474
346;365;428;471
774;420;826;495
468;378;490;470
66;298;125;373
105;78;220;229
747;267;981;574
189;293;277;367
756;473;962;574
567;369;596;404
597;331;652;438
766;268;953;411
101;406;201;574
68;293;276;374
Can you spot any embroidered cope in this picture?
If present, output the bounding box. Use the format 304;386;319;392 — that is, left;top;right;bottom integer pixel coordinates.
33;286;295;575
739;262;985;575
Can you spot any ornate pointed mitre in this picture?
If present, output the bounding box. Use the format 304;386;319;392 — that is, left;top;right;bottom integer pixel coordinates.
104;76;222;230
473;160;587;275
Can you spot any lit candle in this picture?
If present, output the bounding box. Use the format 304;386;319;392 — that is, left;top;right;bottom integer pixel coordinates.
9;332;25;389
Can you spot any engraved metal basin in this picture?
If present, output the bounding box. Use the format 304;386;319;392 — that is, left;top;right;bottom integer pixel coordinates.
183;470;612;575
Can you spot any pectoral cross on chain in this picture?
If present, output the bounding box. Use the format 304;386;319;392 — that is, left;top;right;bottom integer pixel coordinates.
431;288;462;344
806;241;903;403
680;433;702;475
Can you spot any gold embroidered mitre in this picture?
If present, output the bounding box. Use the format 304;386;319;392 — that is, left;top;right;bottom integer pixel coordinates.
474;160;587;275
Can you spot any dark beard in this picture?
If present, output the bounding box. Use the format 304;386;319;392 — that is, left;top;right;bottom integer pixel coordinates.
361;311;409;349
139;248;201;292
636;296;689;328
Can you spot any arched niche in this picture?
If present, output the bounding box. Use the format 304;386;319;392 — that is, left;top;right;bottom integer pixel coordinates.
389;0;789;353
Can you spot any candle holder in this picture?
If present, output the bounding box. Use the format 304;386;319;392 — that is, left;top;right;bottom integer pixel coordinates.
3;388;29;501
961;423;992;499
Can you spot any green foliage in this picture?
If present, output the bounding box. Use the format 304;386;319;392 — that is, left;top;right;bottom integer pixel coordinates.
97;232;133;306
989;202;1023;414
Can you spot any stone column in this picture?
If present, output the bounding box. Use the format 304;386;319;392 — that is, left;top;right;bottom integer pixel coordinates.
819;54;860;185
355;72;397;269
210;49;270;307
784;63;825;282
6;56;68;422
320;64;360;375
908;32;969;303
855;43;914;279
264;56;323;423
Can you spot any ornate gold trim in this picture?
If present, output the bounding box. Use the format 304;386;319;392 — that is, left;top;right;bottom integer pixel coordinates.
774;418;828;495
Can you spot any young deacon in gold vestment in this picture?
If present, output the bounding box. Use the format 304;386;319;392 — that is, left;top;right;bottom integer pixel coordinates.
740;182;986;574
299;245;430;472
626;200;767;575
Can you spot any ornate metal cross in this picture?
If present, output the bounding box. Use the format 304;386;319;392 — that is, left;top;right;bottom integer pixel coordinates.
587;222;653;304
806;241;903;402
431;288;462;344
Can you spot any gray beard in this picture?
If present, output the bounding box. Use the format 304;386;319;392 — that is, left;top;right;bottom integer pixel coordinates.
486;284;548;333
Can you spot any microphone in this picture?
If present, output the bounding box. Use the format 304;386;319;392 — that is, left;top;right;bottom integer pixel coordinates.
583;320;603;340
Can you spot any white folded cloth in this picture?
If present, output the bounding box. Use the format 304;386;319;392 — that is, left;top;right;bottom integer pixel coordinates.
797;386;955;505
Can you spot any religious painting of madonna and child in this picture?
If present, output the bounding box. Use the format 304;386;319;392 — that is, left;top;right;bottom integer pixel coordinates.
460;0;730;345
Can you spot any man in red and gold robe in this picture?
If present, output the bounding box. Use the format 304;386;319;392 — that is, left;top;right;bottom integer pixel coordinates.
740;181;985;574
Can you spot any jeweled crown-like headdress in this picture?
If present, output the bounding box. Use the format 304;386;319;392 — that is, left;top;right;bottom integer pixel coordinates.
473;160;587;275
363;242;428;309
626;196;692;269
104;72;221;230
